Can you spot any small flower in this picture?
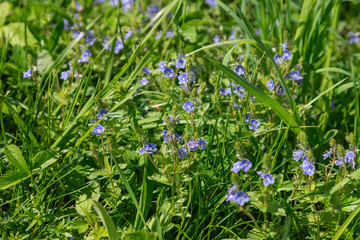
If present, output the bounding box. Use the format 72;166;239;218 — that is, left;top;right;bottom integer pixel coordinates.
234;191;249;206
188;140;198;151
257;171;265;179
263;173;275;186
276;84;285;95
274;54;283;64
183;101;195;113
225;191;237;202
163;67;174;78
176;58;186;69
143;67;151;75
158;62;165;72
145;143;157;154
166;30;174;37
241;113;251;123
140;78;149;86
335;156;344;166
236;85;246;98
188;71;196;82
63;19;71;30
323;150;332;160
281;42;288;51
292;150;303;161
114;38;124;54
178;148;188;159
240;159;252;172
78;49;92;63
75;2;83;12
92;124;105;136
213;35;220;43
283;50;292;60
124;30;133;39
161;130;168;139
85;32;96;46
98;109;108;120
175;133;183;143
302;162;315;176
266;79;274;91
290;70;303;81
228;185;237;193
103;37;111;50
234;65;245;76
198;139;207;150
205;0;217;7
147;4;159;20
219;87;231;96
60;70;70;80
23;68;32;78
178;73;188;85
344;151;354;164
249;119;260;130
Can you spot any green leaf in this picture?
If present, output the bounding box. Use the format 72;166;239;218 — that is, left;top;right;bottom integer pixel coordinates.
36;50;55;75
332;203;360;240
0;23;37;46
4;144;30;174
207;58;301;134
124;230;158;240
32;150;57;170
0;171;29;190
0;2;11;27
75;194;92;217
92;201;119;240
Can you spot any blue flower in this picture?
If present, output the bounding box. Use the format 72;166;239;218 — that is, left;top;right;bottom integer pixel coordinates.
213;35;220;43
225;191;237;202
236;85;246;98
103;37;111;50
274;54;283;64
238;55;244;61
178;73;188;85
257;171;265;179
23;68;32;78
188;140;198;151
114;38;124;54
249;119;260;130
75;2;82;11
60;70;70;80
183;101;195;113
234;191;249;206
205;0;217;7
143;67;151;75
335;156;344;166
292;150;303;161
219;87;231;96
161;130;168;139
239;159;252;172
302;162;315;176
283;50;292;60
198;139;207;150
166;30;174;37
231;161;242;173
241;113;251;123
63;19;71;30
188;71;196;82
348;32;360;44
290;70;303;81
344;151;354;163
175;133;183;143
86;32;96;46
263;173;275;186
266;79;274;91
323;150;332;160
163;67;174;78
140;78;149;86
176;58;186;69
158;62;165;72
276;84;285;95
119;0;134;12
281;42;287;51
145;143;156;154
92;124;105;136
78;49;92;63
72;30;83;39
124;30;133;39
98;109;108;120
178;148;188;159
234;65;245;75
228;185;237;193
147;4;159;20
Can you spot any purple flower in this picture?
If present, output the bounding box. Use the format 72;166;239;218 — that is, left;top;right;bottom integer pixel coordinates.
188;71;196;82
263;173;275;186
323;150;332;160
283;50;292;60
63;19;71;30
178;148;188;159
86;32;96;46
178;73;188;85
188;140;198;151
176;58;186;69
335;156;344;166
276;84;285;95
241;113;251;123
219;87;231;96
92;124;105;136
213;35;220;43
198;139;207;150
234;65;245;76
175;133;183;143
183;101;195;113
345;151;354;164
257;171;265;179
144;143;156;154
281;42;288;51
114;38;124;54
78;49;92;63
302;162;315;176
124;30;133;39
240;159;252;172
143;67;151;75
249;119;260;130
290;70;303;81
140;78;149;86
98;109;108;120
266;79;274;91
103;37;111;50
60;70;70;80
292;150;303;161
225;191;237;202
274;54;283;64
23;68;32;78
147;4;159;20
75;2;82;11
234;191;249;206
228;185;237;193
158;62;165;72
205;0;217;7
166;30;174;37
163;67;174;78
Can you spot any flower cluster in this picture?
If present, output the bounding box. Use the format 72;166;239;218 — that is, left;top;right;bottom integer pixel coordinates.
292;150;315;176
257;172;275;186
139;143;157;155
226;186;249;206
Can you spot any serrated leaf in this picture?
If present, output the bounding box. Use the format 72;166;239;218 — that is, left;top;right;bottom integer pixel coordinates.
4;144;30;174
124;230;158;240
0;171;30;190
92;201;119;240
33;150;57;169
75;194;92;217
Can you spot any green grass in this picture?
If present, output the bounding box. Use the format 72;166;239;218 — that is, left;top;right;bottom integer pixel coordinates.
0;0;360;239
